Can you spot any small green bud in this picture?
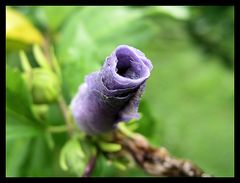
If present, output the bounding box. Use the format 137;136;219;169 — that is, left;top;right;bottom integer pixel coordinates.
112;160;127;171
98;141;122;152
59;138;86;175
27;69;61;104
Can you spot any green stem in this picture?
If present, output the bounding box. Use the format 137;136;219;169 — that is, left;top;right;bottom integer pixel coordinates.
42;36;74;135
57;95;75;134
47;125;68;133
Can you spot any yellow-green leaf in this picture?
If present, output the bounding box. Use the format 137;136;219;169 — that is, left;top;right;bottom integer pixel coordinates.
6;7;44;48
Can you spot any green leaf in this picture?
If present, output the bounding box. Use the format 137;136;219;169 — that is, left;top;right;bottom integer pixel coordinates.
6;65;34;118
56;19;100;100
34;6;78;32
6;108;42;140
6;138;32;177
6;66;43;140
44;103;65;126
21;136;57;176
11;134;69;177
6;65;46;176
6;51;22;69
137;100;157;139
144;6;190;20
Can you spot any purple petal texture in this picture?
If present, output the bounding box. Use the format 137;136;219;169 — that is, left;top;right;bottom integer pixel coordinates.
70;45;153;135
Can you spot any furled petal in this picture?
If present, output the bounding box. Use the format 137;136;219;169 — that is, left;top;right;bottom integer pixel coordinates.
71;45;153;135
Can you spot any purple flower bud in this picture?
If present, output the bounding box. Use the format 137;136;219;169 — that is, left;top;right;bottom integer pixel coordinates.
70;45;153;135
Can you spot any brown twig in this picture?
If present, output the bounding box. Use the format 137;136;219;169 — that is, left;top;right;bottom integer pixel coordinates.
114;131;211;177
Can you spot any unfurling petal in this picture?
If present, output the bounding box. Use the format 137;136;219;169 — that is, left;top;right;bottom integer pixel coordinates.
71;45;153;135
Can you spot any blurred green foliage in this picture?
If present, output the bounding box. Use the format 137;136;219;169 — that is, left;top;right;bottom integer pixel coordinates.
6;6;234;177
